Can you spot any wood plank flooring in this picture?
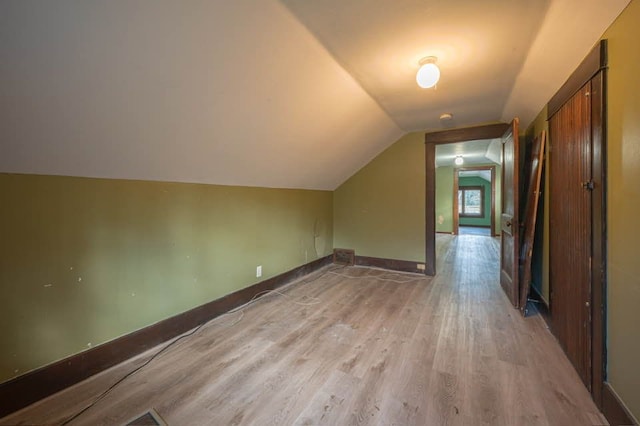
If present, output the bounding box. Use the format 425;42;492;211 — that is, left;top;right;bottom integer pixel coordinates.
1;235;607;425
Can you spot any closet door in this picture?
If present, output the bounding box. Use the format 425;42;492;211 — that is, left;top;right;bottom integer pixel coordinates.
549;81;593;388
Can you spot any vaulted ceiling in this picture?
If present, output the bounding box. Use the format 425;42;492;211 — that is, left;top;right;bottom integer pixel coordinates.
281;0;549;131
0;0;631;190
281;0;631;131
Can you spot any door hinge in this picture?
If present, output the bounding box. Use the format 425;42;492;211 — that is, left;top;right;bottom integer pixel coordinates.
581;180;595;191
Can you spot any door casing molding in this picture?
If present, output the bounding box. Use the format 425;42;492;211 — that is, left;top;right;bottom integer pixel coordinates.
424;123;509;275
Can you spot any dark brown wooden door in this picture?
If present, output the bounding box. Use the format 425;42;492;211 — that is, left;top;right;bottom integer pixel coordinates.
549;82;593;388
500;119;520;307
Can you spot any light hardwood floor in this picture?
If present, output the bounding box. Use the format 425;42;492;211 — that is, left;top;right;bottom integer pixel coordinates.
1;235;607;425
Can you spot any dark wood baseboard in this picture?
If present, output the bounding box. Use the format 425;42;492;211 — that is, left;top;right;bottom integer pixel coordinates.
355;255;425;274
603;382;637;426
0;255;332;419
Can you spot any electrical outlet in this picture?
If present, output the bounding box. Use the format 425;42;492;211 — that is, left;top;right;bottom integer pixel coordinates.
256;265;262;278
417;263;426;271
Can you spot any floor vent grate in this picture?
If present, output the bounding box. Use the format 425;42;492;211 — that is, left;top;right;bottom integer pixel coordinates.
333;248;355;266
124;408;167;426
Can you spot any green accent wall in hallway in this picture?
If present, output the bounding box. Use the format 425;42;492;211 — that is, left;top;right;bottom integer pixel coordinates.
458;176;492;227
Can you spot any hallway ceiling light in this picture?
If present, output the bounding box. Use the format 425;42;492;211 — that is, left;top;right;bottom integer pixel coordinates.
416;56;440;89
455;155;464;166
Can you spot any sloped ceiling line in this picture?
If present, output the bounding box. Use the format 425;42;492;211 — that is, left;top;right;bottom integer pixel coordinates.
0;0;631;190
0;0;402;191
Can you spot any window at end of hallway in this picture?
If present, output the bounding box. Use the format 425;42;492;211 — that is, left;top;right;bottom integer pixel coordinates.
458;186;484;217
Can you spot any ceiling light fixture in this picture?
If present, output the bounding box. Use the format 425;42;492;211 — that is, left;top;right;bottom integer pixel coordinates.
416;56;440;89
454;155;464;166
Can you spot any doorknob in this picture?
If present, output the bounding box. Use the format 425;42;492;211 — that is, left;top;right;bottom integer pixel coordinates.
582;181;595;190
506;220;512;227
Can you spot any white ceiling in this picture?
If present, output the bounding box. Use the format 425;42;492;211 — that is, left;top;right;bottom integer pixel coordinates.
435;139;501;167
0;0;632;190
281;0;548;131
459;169;492;182
0;0;402;190
281;0;631;132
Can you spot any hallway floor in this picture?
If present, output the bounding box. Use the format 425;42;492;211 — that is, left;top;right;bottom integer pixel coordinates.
1;235;606;425
458;226;492;236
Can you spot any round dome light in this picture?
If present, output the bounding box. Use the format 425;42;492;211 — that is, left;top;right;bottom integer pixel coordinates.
416;57;440;89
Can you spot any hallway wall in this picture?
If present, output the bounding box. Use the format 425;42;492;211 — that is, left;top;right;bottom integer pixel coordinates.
333;132;425;262
436;166;454;233
602;0;640;418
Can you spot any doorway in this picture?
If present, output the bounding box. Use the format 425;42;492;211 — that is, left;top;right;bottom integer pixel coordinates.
425;123;509;276
454;166;497;237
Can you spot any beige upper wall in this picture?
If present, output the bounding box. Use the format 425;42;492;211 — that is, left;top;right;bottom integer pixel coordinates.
334;132;425;262
0;173;333;383
0;0;402;190
602;0;640;419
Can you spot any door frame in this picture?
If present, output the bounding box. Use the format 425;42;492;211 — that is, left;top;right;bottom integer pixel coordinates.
499;120;521;308
453;165;497;236
424;123;509;275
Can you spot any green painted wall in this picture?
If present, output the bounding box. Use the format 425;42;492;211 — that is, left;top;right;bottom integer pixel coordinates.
458;176;492;227
333;132;425;262
436;165;502;234
436;166;454;233
602;1;640;419
0;173;333;383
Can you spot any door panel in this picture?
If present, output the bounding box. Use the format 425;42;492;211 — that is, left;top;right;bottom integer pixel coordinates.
549;82;592;388
519;131;546;314
500;119;520;307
